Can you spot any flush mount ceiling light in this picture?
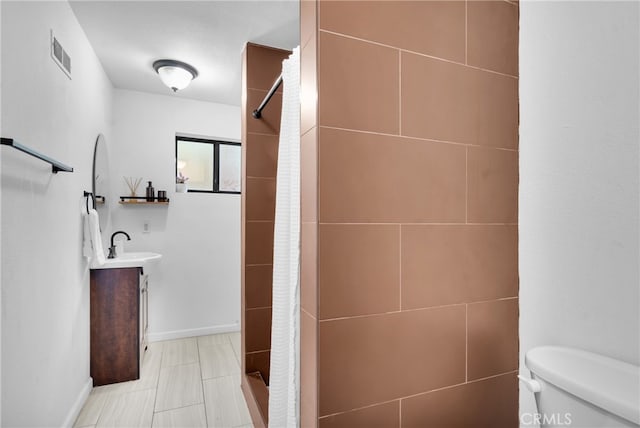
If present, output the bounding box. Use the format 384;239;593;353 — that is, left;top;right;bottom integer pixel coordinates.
153;59;198;92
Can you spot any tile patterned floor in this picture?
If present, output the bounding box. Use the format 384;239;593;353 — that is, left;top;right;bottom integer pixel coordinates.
74;332;253;428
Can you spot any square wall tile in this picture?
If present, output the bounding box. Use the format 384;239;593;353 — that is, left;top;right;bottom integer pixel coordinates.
401;225;518;309
245;264;273;309
319;224;400;319
467;146;519;224
401;52;518;149
301;128;318;223
401;226;468;309
319;31;399;134
465;225;519;302
247;89;282;136
245;307;272;352
319;306;466;415
247;43;291;91
467;1;519;76
319;1;465;63
301;36;317;136
467;298;519;380
319;400;399;428
318;128;466;223
401;52;469;145
246;133;278;178
246;350;270;384
245;221;274;265
400;372;518;427
301;0;317;48
474;66;519;150
301;310;318;428
301;222;318;316
246;178;276;221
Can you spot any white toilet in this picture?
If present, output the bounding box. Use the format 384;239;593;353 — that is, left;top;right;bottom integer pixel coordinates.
522;346;640;428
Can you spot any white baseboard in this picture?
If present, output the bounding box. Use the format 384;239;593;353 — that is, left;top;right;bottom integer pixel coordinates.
148;322;240;342
62;377;92;428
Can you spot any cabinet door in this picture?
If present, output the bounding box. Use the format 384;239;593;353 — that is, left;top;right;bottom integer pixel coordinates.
90;268;140;386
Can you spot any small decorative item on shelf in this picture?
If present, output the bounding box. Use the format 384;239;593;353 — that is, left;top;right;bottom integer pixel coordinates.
158;190;167;201
146;181;155;202
176;171;189;193
123;177;143;202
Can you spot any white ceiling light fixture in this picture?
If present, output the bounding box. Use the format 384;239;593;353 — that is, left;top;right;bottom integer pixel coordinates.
153;59;198;92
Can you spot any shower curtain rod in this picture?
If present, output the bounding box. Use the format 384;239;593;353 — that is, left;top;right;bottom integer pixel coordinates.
252;73;282;119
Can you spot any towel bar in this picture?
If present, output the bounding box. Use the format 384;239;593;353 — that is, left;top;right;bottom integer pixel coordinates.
84;191;96;213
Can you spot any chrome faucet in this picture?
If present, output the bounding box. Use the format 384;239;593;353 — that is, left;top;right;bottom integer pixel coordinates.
108;231;131;259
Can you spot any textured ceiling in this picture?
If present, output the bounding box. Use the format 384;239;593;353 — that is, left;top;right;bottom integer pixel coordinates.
70;1;299;106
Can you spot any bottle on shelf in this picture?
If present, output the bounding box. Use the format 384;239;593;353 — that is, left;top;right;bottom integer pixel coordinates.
146;181;155;202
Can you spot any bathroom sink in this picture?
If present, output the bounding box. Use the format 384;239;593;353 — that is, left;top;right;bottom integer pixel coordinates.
96;252;162;269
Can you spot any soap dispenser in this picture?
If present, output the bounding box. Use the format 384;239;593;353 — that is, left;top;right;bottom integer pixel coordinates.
146;181;155;202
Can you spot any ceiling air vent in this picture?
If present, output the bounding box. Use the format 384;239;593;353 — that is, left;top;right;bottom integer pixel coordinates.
50;30;71;79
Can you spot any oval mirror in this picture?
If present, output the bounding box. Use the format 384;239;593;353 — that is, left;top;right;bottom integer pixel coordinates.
92;134;110;232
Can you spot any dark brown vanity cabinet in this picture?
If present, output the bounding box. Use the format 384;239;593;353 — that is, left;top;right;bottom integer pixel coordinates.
90;267;148;386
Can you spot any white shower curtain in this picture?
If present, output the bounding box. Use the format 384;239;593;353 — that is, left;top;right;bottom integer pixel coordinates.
268;46;300;428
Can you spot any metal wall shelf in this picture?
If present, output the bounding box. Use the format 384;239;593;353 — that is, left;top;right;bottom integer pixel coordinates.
1;137;73;173
119;201;169;205
119;196;169;205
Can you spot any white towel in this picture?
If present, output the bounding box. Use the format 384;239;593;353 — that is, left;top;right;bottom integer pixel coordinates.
83;208;106;267
83;211;93;258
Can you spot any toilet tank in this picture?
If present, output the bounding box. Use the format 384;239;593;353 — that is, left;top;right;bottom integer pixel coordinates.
525;346;640;428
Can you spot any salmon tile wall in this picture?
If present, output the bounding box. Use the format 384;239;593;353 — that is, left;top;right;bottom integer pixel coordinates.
242;43;291;392
300;0;520;426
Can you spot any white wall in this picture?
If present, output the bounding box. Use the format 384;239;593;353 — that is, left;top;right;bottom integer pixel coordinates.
1;2;4;422
1;2;113;426
111;89;241;341
519;0;640;424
